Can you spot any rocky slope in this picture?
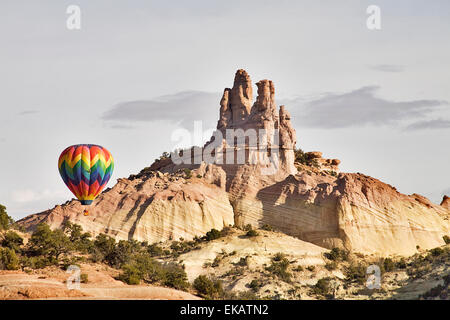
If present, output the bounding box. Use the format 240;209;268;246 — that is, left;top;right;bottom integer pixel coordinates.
17;69;450;256
19;169;234;243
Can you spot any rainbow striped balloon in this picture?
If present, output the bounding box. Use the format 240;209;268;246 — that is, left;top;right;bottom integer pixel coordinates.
58;144;114;205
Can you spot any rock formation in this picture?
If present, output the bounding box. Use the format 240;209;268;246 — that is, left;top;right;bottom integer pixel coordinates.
17;69;450;256
441;195;450;210
19;169;234;243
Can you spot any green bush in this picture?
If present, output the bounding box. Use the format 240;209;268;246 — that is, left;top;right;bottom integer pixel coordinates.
272;252;286;262
0;205;13;230
119;264;142;285
235;256;249;267
345;263;367;284
245;229;259;237
147;243;164;257
90;233;117;264
266;254;291;283
247;279;263;292
0;247;19;270
313;277;331;296
106;240;141;268
80;273;89;283
294;149;320;168
443;235;450;245
20;256;52;269
183;168;192;179
27;223;72;263
193;275;224;299
324;247;349;262
325;261;337;271
430;247;444;257
382;258;396;272
261;224;273;231
205;229;222;241
62;221;92;252
161;262;190;290
1;231;24;253
118;253;189;290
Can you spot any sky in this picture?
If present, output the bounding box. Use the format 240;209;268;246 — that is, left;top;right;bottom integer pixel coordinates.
0;0;449;220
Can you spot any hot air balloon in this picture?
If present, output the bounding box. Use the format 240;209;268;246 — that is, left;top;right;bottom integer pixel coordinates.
58;144;114;214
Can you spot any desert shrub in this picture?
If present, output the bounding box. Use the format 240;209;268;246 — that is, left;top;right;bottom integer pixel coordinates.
272;252;286;262
313;277;331;296
247;279;263;291
80;273;89;284
261;224;273;231
0;205;14;231
307;265;316;272
232;290;260;300
205;229;222;241
266;254;291;283
60;256;82;270
345;263;367;284
1;231;24;253
160;262;189;290
382;258;396;272
325;261;337;271
0;247;19;270
294;149;319;168
396;257;407;269
211;255;222;267
243;224;253;232
324;247;349;262
421;284;446;299
444;274;450;286
62;221;92;252
90;233;116;263
193;275;224;299
119;253;189;290
293;265;304;272
235;256;249;267
443;235;450;245
245;229;259;237
147;243;164;257
183;168;192;179
106;240;141;268
26;223;72;263
119;264;141;285
429;247;444;257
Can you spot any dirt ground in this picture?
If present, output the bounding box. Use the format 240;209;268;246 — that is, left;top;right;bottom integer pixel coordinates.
0;263;200;300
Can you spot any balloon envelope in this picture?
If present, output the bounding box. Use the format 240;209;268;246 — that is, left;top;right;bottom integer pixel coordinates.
58;144;114;205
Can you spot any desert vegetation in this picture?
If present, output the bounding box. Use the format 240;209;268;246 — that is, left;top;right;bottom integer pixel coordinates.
1;203;449;300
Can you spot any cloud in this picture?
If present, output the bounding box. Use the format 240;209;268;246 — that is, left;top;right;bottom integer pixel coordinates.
102;91;221;127
11;189;67;204
404;118;450;131
18;110;39;116
369;64;404;73
288;86;447;129
104;88;448;131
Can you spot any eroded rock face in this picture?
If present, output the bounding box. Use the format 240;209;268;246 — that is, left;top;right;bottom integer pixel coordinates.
19;170;234;243
441;195;450;210
231;171;450;256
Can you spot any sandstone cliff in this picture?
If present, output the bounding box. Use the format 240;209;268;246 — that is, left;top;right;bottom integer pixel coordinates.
19;169;234;243
17;69;450;256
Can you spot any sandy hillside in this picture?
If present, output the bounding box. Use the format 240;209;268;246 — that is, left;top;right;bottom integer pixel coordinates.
0;263;199;300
